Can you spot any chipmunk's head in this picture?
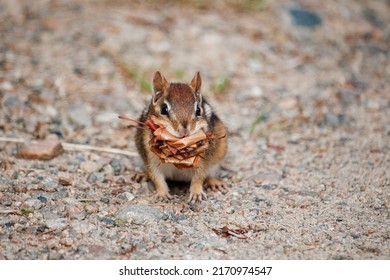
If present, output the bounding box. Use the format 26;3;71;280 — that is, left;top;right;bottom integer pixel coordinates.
149;71;209;138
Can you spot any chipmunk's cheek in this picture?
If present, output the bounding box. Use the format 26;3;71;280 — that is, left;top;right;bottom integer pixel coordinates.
150;115;163;126
165;124;182;138
150;116;170;129
191;120;208;135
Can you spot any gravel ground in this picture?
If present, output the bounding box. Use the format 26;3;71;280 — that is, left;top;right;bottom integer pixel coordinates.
0;0;389;259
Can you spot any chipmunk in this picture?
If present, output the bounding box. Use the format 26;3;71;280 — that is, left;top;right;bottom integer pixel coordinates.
135;71;228;203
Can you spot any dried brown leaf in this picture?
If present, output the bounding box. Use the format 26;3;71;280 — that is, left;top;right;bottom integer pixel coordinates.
170;130;207;149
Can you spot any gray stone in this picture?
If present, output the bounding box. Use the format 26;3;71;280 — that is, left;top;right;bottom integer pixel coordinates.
87;172;104;184
2;94;23;107
0;177;13;188
262;184;272;190
0;196;12;206
24;198;44;210
116;192;135;202
70;220;97;234
110;158;124;175
116;204;163;225
299;190;318;197
66;205;86;220
100;196;110;204
80;161;100;173
226;207;235;214
45;218;68;230
325;113;345;126
289;7;322;28
42;177;60;192
99;216;115;226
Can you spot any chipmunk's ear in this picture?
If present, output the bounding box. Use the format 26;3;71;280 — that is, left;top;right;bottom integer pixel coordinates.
153;71;168;103
190;72;202;102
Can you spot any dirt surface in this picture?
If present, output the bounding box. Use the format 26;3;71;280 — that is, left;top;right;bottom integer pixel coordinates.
0;0;389;260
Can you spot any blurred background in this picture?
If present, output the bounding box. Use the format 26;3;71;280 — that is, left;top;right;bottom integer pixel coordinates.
0;0;389;259
1;0;388;146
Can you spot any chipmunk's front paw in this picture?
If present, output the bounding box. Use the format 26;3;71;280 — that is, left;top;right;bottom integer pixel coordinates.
187;191;207;204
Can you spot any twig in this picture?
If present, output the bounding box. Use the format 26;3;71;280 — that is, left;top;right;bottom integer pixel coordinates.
226;230;248;239
62;142;137;157
0;137;25;144
0;136;137;157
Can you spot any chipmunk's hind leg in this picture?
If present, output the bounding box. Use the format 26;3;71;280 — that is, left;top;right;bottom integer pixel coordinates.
132;172;149;183
204;177;229;192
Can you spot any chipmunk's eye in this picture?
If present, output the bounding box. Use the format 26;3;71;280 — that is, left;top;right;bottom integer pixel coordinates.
195;105;201;117
160;103;169;116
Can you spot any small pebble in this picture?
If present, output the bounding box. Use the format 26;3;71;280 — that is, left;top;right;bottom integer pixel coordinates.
24;198;44;210
115;204;163;224
58;176;72;186
42;177;59;192
289;7;322;28
299;190;318;197
161;237;175;244
2;94;23;111
116;177;125;183
100;197;110;204
5;222;14;228
36;225;48;233
70;221;96;234
87;172;104;184
85;204;99;214
116;192;135;202
0;196;12;206
226;207;235;214
37;196;47;203
262;184;272;190
100;217;116;226
12;184;28;193
45;218;68;230
0;177;13;187
80;161;100;173
177;215;187;221
66;206;86;220
16;134;64;160
325;113;345;126
60;238;74;247
110;159;123;175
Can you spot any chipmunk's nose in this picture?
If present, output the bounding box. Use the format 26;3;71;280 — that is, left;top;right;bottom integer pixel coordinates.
179;123;189;137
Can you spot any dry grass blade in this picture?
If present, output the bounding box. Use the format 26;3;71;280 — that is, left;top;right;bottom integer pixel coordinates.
0;137;137;157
